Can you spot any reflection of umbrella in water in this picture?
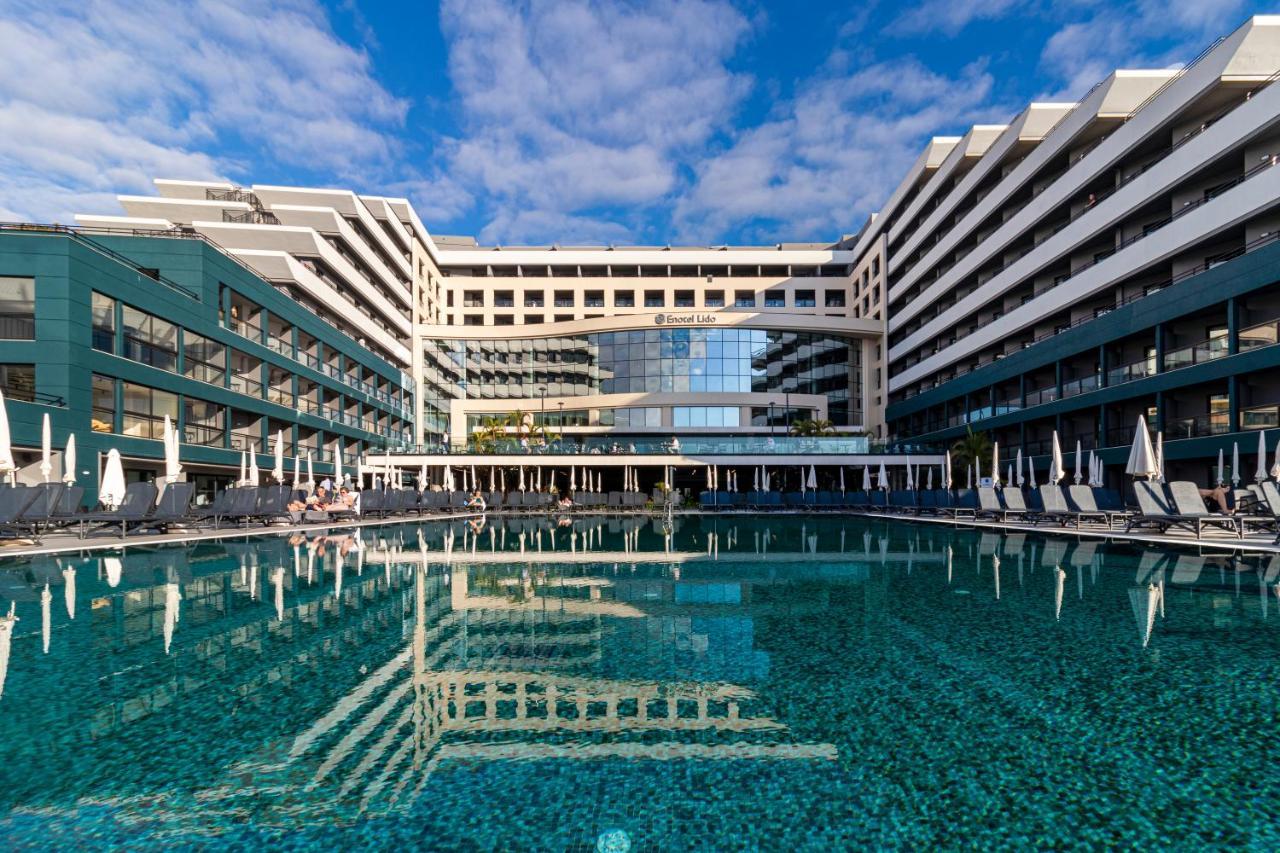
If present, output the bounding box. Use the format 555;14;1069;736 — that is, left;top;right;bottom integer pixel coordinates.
62;563;76;619
103;555;122;587
0;603;16;699
992;554;1001;600
946;545;953;584
163;582;182;654
41;583;51;653
1129;584;1162;648
273;567;285;621
1054;566;1066;621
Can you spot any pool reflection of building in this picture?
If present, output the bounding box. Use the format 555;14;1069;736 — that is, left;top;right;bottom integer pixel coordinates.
2;520;1278;833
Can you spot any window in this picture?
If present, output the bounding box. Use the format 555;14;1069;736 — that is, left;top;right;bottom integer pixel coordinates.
674;290;695;308
91;292;115;353
673;406;741;427
704;290;725;308
614;291;635;308
735;291;756;308
644;290;664;308
524;292;545;308
0;277;34;340
121;305;177;371
0;364;36;402
121;381;177;440
230;349;264;397
92;374;114;433
463;290;484;307
764;291;785;308
795;290;816;308
553;290;574;308
184;398;225;446
824;290;846;308
184;331;225;385
229;408;261;451
609;407;662;427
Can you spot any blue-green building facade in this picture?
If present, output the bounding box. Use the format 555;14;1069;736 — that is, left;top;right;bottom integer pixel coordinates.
0;227;413;504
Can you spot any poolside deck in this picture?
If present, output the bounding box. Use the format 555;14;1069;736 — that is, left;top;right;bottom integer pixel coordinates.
0;505;1275;559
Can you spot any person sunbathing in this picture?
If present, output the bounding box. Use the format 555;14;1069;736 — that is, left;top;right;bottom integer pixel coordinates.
1198;485;1233;514
289;486;327;513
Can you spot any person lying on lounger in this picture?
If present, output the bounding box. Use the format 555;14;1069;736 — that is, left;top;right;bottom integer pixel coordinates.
1198;485;1233;514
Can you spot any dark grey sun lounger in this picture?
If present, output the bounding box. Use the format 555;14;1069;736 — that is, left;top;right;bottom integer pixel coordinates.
977;487;1026;522
78;482;159;538
1127;481;1241;539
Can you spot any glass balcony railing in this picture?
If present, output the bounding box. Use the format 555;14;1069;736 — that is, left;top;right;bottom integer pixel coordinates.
1242;403;1280;431
1060;374;1101;399
1163;339;1228;371
1024;386;1058;407
1107;359;1156;386
229;375;263;398
1167;412;1231;439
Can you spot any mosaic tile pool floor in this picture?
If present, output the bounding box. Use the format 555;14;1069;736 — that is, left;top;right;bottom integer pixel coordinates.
0;514;1276;849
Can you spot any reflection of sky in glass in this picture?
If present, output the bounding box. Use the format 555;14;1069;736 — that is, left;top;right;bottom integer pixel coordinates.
422;328;861;425
0;516;1276;848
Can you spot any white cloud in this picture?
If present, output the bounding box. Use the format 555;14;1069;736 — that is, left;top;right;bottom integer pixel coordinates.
674;59;1012;243
436;0;755;244
892;0;1027;36
1036;0;1251;99
0;0;408;222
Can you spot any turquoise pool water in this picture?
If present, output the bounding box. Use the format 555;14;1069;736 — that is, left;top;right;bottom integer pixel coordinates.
0;515;1276;848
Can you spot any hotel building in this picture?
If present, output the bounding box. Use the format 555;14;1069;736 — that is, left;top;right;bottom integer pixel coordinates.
0;14;1269;497
871;15;1280;482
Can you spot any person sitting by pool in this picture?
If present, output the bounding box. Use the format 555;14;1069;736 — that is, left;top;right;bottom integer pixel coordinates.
466;489;486;511
290;486;328;512
558;495;573;509
1199;485;1234;514
330;486;358;513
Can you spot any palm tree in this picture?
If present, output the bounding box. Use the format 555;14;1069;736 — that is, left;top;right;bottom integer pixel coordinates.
951;428;992;472
469;416;506;453
789;418;836;437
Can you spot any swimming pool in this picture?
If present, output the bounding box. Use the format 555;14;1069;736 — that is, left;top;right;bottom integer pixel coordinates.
0;515;1276;848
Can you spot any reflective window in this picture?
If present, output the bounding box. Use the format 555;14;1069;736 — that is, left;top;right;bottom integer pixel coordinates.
121;305;177;371
91;292;115;353
673;406;741;427
91;374;114;433
0;277;35;339
0;364;36;402
423;329;860;426
184;398;225;446
121;381;178;440
184;331;225;385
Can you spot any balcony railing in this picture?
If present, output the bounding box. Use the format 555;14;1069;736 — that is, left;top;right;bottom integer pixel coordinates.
267;387;295;407
1060;374;1101;399
1163;338;1228;371
229;375;263;398
184;424;225;447
1242;402;1280;431
1024;386;1058;407
1167;412;1230;439
1107;358;1156;386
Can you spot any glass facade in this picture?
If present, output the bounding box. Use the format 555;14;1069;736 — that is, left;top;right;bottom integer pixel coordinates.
422;328;861;432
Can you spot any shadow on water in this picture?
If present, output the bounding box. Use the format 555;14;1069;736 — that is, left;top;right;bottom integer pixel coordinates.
0;514;1276;848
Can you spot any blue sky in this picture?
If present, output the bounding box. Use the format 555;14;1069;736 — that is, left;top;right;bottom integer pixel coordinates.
0;0;1267;245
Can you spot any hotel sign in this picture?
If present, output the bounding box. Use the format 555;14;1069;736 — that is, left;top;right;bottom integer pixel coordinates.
654;313;718;326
